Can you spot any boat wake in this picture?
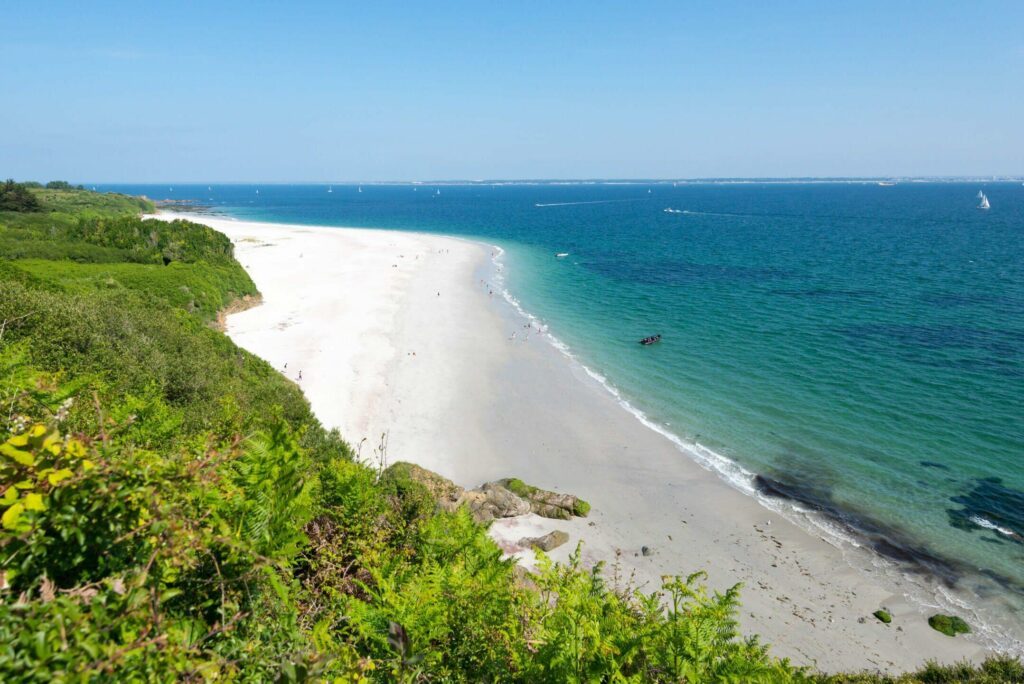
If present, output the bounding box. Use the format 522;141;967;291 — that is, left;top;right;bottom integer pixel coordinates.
534;199;645;208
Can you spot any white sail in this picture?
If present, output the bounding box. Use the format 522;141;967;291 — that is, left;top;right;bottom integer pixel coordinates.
978;194;990;210
977;190;984;198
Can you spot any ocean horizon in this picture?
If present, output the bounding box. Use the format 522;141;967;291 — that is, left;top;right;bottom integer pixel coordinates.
108;181;1024;649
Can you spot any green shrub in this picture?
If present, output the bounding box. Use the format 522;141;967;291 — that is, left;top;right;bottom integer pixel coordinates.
0;179;41;212
928;614;970;637
0;282;311;439
873;610;891;624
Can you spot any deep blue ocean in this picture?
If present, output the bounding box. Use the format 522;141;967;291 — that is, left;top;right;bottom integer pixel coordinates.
103;182;1024;625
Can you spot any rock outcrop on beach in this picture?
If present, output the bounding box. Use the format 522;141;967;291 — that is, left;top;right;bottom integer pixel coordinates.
384;462;590;524
463;482;533;520
500;478;591;519
519;530;570;552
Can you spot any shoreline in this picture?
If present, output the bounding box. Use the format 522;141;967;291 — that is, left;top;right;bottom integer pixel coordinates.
154;210;1008;672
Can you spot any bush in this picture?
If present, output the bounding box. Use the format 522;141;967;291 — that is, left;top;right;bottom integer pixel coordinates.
0;282;310;439
928;614;970;637
0;179;41;212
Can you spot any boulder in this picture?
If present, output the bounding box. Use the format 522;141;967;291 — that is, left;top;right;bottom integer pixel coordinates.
519;530;570;552
500;478;590;519
465;483;531;522
376;465;592;524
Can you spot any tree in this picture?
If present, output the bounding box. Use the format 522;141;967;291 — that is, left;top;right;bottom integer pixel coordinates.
0;179;42;212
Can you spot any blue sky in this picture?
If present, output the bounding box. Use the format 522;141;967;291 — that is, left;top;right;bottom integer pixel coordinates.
2;2;1022;181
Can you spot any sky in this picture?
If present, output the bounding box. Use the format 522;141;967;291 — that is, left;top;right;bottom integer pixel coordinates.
2;1;1022;182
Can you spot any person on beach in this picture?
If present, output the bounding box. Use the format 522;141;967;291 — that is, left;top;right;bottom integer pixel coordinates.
298;370;303;381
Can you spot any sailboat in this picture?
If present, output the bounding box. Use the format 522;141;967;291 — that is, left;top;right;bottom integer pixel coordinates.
435;189;441;196
978;192;990;210
328;185;333;193
358;186;362;193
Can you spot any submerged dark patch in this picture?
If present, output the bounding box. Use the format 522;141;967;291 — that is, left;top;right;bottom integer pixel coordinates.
587;256;796;287
838;323;1024;379
947;477;1024;546
920;460;951;471
772;287;877;302
753;473;974;588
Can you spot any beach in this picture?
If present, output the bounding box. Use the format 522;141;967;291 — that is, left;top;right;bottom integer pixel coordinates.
158;212;993;673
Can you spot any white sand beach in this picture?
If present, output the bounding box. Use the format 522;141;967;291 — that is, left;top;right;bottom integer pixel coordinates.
156;212;993;674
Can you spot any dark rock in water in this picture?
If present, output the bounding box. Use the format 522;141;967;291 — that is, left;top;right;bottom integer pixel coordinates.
873;610;891;624
928;614;970;637
519;530;570;552
947;477;1024;545
641;546;653;557
920;460;951;471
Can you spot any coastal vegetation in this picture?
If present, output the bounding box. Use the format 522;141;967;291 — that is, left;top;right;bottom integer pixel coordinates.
929;614;972;638
0;183;1019;681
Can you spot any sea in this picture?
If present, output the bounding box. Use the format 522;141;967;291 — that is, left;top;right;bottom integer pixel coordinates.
101;181;1024;650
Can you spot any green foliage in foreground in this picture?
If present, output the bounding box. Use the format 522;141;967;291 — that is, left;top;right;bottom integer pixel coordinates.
819;656;1024;683
0;357;807;682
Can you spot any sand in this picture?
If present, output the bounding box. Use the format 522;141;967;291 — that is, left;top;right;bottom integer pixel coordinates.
154;212;1000;674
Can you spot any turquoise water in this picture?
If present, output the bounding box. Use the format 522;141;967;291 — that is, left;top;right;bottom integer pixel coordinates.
109;182;1024;627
